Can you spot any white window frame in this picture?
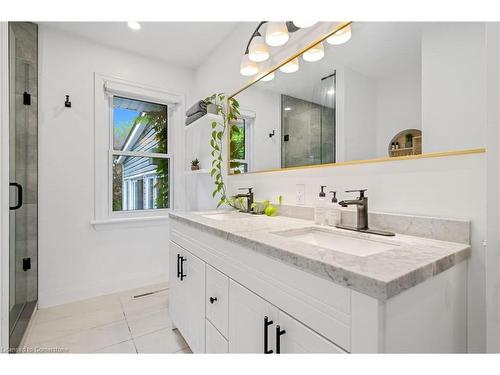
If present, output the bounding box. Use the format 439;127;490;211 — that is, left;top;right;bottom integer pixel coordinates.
92;73;184;229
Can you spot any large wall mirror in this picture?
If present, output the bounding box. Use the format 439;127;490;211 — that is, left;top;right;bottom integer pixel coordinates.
228;22;486;174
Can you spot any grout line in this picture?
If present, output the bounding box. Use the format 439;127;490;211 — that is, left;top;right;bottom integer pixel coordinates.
120;299;139;354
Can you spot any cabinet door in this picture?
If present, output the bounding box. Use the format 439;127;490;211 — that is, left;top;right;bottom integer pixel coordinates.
228;280;278;353
168;242;183;333
181;247;206;353
206;320;228;353
168;242;206;353
276;311;346;353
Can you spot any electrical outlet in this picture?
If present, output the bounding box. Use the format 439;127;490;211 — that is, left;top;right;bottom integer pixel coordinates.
296;184;305;205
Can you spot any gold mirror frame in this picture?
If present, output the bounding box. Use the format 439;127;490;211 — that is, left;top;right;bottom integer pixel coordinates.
227;21;486;175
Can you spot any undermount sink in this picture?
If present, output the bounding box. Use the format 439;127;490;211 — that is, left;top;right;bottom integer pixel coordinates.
272;227;400;257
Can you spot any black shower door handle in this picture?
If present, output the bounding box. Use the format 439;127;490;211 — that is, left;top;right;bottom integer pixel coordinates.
9;182;23;210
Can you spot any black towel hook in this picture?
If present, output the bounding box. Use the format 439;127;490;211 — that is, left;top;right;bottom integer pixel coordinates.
65;95;72;108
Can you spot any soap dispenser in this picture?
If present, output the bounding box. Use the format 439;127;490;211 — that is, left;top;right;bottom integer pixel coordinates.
314;185;328;225
326;191;341;226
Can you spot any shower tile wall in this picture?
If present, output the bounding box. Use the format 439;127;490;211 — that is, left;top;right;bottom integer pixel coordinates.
11;22;38;304
281;95;335;168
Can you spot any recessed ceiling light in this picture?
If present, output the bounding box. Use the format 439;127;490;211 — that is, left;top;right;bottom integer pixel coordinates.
127;21;141;31
284;107;292;111
327;89;335;95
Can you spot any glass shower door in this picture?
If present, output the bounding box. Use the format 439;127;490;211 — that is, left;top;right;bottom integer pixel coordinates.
8;22;38;351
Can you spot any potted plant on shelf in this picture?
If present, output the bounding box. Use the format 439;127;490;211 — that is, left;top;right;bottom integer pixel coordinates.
191;158;200;171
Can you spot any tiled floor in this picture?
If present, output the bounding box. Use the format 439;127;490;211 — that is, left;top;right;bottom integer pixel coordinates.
21;283;192;354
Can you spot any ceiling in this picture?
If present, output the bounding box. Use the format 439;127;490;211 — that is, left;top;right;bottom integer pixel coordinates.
41;22;241;69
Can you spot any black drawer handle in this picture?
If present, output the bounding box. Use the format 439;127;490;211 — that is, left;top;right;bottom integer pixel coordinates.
209;297;218;304
180;257;187;280
264;316;274;354
276;325;286;354
176;254;181;279
9;182;23;210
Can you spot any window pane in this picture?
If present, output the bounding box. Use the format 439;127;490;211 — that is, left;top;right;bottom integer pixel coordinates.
113;96;168;154
230;120;245;160
112;155;169;211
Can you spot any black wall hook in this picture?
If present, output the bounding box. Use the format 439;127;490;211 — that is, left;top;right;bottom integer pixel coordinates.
64;95;72;108
269;130;275;138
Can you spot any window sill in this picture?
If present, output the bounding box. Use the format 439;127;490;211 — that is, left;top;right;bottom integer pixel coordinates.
91;214;170;231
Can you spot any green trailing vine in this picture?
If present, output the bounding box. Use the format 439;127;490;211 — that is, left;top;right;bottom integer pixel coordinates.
206;93;241;209
206;93;282;215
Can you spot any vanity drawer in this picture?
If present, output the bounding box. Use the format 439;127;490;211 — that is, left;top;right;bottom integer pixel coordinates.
206;320;228;353
206;264;229;337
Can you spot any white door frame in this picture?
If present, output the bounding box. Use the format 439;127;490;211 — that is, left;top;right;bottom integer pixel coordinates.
0;21;11;350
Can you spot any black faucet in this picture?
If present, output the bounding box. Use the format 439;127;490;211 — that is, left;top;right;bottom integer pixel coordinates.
337;189;395;236
234;187;254;213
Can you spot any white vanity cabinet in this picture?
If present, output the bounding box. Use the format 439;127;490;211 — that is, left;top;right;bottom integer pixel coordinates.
228;280;344;353
169;241;206;353
169;218;467;353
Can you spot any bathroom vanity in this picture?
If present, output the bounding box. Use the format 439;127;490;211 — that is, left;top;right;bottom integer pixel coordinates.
168;210;470;353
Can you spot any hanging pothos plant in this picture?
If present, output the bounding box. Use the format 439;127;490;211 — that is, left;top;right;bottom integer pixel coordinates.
206;93;243;209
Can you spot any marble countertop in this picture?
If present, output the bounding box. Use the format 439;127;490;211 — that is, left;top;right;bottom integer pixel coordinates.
169;210;471;300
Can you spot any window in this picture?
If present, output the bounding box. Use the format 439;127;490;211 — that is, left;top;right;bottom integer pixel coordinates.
111;96;170;212
93;74;182;227
230;119;251;173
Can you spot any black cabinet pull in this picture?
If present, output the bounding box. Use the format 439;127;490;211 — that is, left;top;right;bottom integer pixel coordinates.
264;316;274;354
276;325;286;354
180;256;187;280
209;297;218;304
9;182;23;210
176;254;181;279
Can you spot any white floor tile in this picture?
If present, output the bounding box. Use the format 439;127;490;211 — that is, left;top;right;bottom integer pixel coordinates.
127;308;172;338
174;347;193;354
118;283;168;299
36;293;122;324
121;291;169;318
94;340;137;354
134;328;188;354
29;320;132;354
28;306;125;345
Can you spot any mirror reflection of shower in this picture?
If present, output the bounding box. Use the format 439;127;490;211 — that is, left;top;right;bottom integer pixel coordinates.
281;71;336;168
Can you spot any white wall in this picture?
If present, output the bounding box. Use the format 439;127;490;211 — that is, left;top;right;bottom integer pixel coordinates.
486;23;500;353
194;22;488;352
38;26;194;307
422;23;486;153
238;88;281;171
338;67;377;162
0;21;10;349
375;69;421;156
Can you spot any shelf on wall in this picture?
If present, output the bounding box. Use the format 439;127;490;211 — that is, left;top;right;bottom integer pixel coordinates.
184;113;222;131
185;169;210;175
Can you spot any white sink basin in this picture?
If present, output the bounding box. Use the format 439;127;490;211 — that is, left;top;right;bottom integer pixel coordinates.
272;227;399;257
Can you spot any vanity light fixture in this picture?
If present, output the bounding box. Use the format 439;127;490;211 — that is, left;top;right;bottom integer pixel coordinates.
248;35;270;62
302;42;325;62
260;72;275;81
326;24;352;45
279;57;299;73
293;21;317;28
265;22;290;46
127;21;141;31
240;54;259;76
